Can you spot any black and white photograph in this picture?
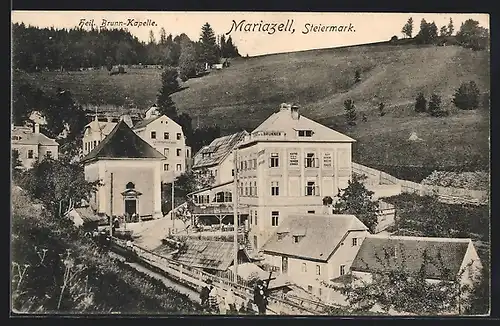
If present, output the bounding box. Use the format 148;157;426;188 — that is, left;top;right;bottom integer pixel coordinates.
10;11;490;316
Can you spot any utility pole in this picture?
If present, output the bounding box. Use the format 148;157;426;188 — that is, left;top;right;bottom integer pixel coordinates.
110;172;114;237
171;173;175;221
233;148;239;279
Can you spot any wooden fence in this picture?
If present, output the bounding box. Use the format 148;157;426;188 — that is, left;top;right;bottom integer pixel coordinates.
111;238;333;315
352;162;488;205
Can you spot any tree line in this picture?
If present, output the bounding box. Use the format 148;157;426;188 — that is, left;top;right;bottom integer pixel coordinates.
400;17;489;50
12;22;240;75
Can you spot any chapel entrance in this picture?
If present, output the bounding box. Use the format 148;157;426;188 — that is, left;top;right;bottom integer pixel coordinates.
125;199;137;216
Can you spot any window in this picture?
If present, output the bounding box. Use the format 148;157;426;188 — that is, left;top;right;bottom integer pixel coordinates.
289;152;299;166
176;149;181;156
305;153;317;168
93;140;97;148
46;151;52;158
340;265;346;276
240;161;244;171
293;236;301;243
27;150;34;159
306;181;317;196
254;211;258;225
126;182;135;189
164;148;169;157
214;170;217;176
176;164;182;171
249;183;253;196
271;211;279;227
224;192;232;202
85;142;88;152
164;164;169;171
298;130;313;137
239;182;243;196
307;210;315;214
250;211;253;225
151;131;156;139
307;285;313;292
269;153;279;168
316;265;321;276
176;133;181;140
271;181;279;196
253;158;257;169
164;132;169;140
301;263;307;273
244;161;248;170
254;181;257;196
352;238;358;246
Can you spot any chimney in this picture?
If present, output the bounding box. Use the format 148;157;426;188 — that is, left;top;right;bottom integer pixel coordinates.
33;123;40;134
279;103;291;111
291;105;300;120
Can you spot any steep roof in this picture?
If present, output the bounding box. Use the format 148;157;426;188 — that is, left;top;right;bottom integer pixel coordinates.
153;239;250;271
192;131;248;169
84;119;117;136
262;214;368;262
81;120;165;163
350;235;472;281
132;116;161;130
11;126;59;146
248;104;355;143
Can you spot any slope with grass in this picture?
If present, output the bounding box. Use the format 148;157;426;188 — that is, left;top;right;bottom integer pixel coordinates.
14;44;490;170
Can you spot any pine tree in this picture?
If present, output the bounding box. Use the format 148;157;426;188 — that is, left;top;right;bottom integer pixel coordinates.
440;25;448;37
344;99;357;126
225;36;240;58
179;41;198;80
453;81;480;110
159;28;167;45
428;93;448;117
199;23;219;66
415;92;427;113
148;30;156;45
157;67;180;118
378;102;386;116
402;17;413;38
220;34;227;58
447;18;455;36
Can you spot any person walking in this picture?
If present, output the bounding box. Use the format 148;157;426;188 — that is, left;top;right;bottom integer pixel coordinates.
200;280;211;312
224;287;236;314
253;280;268;315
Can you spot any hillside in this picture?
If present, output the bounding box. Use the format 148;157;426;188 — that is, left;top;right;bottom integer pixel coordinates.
14;44;490;172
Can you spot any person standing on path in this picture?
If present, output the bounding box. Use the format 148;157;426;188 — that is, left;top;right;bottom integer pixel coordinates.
200;280;211;311
253;280;268;315
208;283;220;314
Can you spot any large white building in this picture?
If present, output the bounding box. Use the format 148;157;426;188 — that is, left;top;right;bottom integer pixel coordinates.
236;103;356;250
132;112;192;183
11;123;59;169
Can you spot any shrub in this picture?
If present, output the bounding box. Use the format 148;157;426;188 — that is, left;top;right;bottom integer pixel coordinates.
415;92;427;113
453;81;480;110
428;93;448;117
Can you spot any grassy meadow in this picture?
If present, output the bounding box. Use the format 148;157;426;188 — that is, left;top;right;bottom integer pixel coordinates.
14;43;490;171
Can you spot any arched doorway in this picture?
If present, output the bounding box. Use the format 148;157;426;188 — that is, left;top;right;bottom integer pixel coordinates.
121;182;142;222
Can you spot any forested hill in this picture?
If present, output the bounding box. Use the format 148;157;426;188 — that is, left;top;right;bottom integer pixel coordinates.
11;22;240;72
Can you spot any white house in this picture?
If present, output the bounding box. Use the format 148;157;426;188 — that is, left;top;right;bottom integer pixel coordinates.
133;114;192;183
236;103;356;250
349;234;484;314
82;116;118;155
81;120;165;220
260;213;369;299
11;123;59;169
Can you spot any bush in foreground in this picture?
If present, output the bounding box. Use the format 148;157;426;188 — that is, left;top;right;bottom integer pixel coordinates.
11;187;202;314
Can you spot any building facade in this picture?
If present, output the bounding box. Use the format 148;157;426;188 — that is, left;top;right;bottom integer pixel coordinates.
82;116;118;156
11;123;59;169
261;214;369;299
192;131;248;185
81;121;164;220
132;114;191;183
236;103;356;250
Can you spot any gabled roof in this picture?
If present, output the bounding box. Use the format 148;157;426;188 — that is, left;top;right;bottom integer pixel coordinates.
80;120;165;163
12;126;59;146
84;119;117;135
262;214;368;262
350;235;473;281
192;131;248;169
247;104;355;143
132;116;161;130
153;239;250;271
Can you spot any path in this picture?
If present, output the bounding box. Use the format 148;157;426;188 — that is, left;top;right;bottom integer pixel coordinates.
109;251;200;302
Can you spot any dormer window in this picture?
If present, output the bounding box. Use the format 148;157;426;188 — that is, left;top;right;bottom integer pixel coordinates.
297;130;313;137
293;236;302;243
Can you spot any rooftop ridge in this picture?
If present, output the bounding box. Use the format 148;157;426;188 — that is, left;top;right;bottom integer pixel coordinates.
366;234;472;243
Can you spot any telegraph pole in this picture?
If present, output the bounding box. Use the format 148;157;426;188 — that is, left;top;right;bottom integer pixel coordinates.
233;148;239;279
110;172;114;237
